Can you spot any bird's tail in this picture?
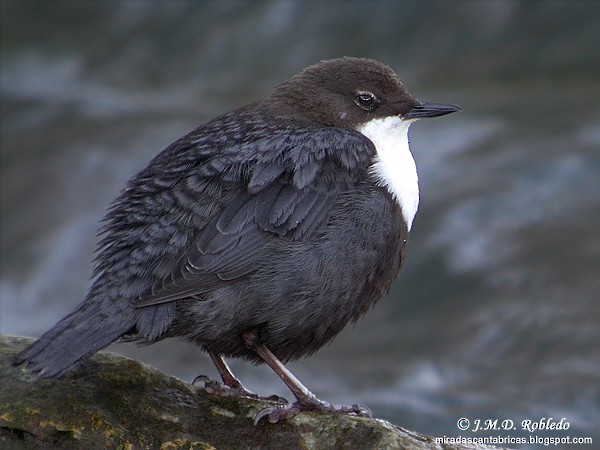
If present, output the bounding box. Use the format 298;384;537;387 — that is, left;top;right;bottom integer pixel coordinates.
13;293;136;378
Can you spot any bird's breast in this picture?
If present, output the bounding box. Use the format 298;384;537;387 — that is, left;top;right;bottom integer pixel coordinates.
245;183;408;361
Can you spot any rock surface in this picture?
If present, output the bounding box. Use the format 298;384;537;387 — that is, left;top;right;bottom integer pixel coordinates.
0;336;505;449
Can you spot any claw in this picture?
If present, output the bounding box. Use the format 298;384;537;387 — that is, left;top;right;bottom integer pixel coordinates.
253;400;372;425
254;403;301;425
193;374;256;397
192;374;289;405
192;374;232;394
191;374;212;386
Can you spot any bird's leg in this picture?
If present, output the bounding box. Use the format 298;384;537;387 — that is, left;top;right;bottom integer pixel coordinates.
192;351;250;394
208;351;245;390
242;330;372;424
193;351;287;404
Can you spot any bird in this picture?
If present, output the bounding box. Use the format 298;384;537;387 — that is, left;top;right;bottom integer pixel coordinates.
14;57;460;423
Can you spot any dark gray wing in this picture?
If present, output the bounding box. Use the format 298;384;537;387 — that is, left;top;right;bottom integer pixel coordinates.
134;127;375;307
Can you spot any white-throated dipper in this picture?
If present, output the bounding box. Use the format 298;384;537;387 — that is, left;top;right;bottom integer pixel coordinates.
15;57;460;423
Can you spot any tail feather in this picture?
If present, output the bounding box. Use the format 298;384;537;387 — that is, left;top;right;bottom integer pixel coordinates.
14;297;135;378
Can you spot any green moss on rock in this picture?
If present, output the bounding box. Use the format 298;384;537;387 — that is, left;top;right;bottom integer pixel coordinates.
0;336;507;450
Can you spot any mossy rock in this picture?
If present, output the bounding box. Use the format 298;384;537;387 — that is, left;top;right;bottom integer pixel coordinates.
0;336;506;449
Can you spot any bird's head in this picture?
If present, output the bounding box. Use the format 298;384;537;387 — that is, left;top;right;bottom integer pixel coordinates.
270;57;460;130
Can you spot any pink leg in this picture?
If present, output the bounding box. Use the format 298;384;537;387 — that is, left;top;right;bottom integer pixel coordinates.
242;330;372;424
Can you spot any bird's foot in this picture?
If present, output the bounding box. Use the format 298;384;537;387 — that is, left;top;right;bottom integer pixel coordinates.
192;374;255;397
254;398;372;425
192;375;287;403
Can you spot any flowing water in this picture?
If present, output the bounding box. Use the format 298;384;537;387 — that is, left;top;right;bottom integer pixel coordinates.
2;2;599;447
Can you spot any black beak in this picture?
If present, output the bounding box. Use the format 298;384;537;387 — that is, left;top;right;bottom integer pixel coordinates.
407;100;461;119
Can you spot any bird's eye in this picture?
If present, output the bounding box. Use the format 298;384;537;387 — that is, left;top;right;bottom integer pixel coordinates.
355;92;377;111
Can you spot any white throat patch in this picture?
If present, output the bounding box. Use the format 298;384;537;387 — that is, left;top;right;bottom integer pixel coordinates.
356;116;419;230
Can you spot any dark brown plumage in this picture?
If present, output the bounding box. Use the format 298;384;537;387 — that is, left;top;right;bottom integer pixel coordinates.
14;57;459;421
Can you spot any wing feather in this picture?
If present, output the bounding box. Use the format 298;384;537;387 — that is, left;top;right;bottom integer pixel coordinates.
134;126;374;308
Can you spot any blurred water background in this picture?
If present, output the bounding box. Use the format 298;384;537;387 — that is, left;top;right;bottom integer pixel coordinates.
2;1;599;447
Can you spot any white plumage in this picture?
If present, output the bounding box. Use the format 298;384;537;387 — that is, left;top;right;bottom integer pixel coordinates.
357;116;419;230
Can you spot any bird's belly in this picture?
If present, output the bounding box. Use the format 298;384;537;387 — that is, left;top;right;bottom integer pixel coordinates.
175;187;409;362
247;187;408;361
